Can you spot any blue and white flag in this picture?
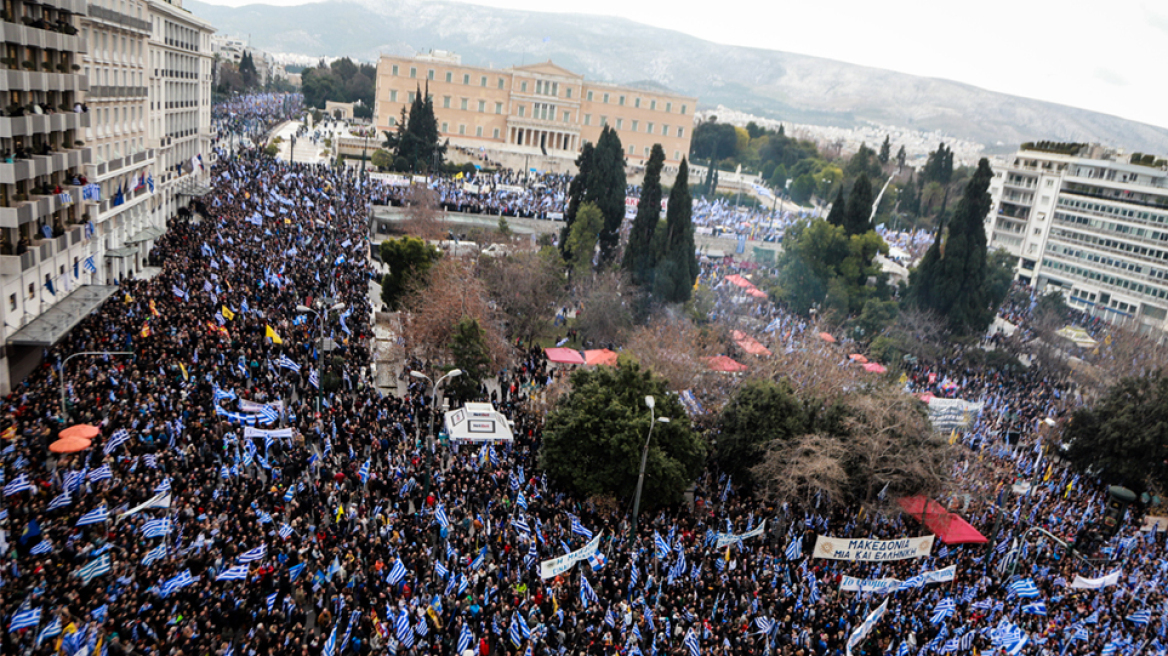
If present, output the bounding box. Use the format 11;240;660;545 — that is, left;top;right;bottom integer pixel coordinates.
103;428;132;455
930;598;956;624
8;607;41;632
569;514;593;540
1128;609;1153;625
845;599;888;656
1021;601;1047;616
77;553;112;583
4;473;33;496
684;628;701;656
141;518;173;538
457;624;474;654
30;539;53;555
161;570;196;596
387;558;408;585
46;492;72;511
237;544;267;563
217;565;249;581
395;608;415;648
142;544;167;566
76;505;110;526
36;616;62;645
87;464;114;483
785;537;802;560
276;355;300;373
279;524;294;540
1007;578;1041;599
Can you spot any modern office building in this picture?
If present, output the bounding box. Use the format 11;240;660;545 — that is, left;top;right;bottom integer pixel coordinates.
374;51;696;168
986;143;1168;333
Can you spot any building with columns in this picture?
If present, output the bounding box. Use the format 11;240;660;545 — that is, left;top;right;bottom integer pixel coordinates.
374;51;696;168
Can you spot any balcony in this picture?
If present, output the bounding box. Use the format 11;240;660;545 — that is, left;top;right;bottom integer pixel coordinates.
0;248;36;275
0;185;84;228
87;5;150;32
0;69;88;94
89;148;153;178
0;21;84;53
87;85;148;99
0;110;89;138
36;0;88;15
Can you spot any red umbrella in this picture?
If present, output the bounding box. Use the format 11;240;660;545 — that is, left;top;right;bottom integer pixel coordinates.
849;354;869;364
862;362;887;373
50;436;92;453
58;424;100;440
818;332;836;343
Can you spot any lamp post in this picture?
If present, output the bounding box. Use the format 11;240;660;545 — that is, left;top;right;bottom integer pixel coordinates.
59;350;134;423
410;368;462;499
296;302;345;415
631;394;670;539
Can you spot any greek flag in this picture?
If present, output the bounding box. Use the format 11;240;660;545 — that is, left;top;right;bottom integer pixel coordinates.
217;565;249;581
142;543;167;566
359;460;370;485
1007;578;1041;599
1070;625;1089;642
684;628;701;656
259;405;280;424
279;524;294;539
76;505;110;526
1127;609;1153;625
457;624;474;654
435;504;450;528
161;569;195;596
142;519;173;538
321;626;338;656
103;428;132;455
144;454;157;468
266;593;278;613
8;607;41;632
845;598;888;656
46;490;73;512
155;478;171;493
416;617;429;637
395;608;415;648
580;574;599;608
434;560;449;579
87;464;113;482
309;369;320;389
30;540;53;555
513;514;531;535
84;256;96;273
1021;600;1047;616
785;537;802;560
257;511;273;524
387;558;408;585
930;598;956;624
77;553;112;583
237;543;267;563
569;514;593;539
4;473;33;496
36;616;62;645
654;532;670;559
283;487;294;502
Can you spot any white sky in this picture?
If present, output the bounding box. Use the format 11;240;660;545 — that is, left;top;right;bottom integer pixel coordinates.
201;0;1168;131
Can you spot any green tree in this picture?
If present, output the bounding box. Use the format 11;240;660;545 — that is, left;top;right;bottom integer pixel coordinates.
690;118;738;162
566;202;604;276
1062;371;1168;493
825;186;846;228
790;173;817;205
379;236;442;309
589;126;628;265
447;317;491;402
394;84;445;172
653;158;698;303
843;174;875;237
775;219;849;314
540;362;706;509
239;51;258;88
878;136;891;165
923;143;954;185
624;144;665;285
717;379;808;485
370;149;392;170
561;142;594;259
896;145;907;170
906;159;996;334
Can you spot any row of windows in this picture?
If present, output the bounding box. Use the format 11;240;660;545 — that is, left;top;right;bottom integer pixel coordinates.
585;90;686;114
1044;241;1168;281
583;115;683;138
1054;211;1168;243
1057;195;1168;226
1042;257;1168;301
1051;227;1168;266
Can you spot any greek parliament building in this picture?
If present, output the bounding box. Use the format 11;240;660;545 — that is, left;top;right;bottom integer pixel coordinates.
985;143;1168;334
374;51;697;168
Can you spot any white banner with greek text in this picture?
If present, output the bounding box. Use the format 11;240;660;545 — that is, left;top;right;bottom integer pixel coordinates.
813;535;935;561
540;533;602;579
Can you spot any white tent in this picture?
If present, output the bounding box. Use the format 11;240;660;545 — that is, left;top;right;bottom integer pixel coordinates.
444;402;515;443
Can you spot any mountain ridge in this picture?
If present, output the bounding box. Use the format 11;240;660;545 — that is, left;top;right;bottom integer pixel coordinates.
189;0;1168;155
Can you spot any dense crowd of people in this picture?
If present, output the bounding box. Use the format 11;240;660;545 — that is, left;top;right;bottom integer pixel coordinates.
1;94;1165;656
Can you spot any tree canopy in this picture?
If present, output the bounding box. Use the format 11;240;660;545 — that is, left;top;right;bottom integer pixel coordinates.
623;144;665;285
540;363;705;510
652;158;699;303
716;379;809;486
379;236;441;310
386;85;445;173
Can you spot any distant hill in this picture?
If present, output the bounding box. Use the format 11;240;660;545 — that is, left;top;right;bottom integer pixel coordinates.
189;0;1168;154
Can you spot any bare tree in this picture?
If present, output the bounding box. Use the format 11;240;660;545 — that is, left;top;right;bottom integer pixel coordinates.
572;270;641;349
477;248;567;344
401;185;447;241
624;309;726;395
752;433;849;507
400;258;510;370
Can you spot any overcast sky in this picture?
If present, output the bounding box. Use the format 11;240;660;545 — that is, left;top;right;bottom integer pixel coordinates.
201;0;1168;131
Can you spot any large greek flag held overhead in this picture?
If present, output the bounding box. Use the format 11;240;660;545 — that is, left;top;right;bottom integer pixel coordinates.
846;599;888;656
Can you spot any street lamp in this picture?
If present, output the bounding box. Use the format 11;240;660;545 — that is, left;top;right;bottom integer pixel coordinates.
59;351;134;423
410;368;462;498
296;302;345;414
631;394;670;538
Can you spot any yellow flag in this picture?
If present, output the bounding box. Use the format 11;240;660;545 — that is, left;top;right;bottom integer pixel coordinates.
454;171;464;180
1064;480;1074;499
948;429;959;445
1043;463;1052;482
266;325;283;345
336;504;345;521
221;306;235;321
898;372;909;385
124;293;134;304
179;362;189;381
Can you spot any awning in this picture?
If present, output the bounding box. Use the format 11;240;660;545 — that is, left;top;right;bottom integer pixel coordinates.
443;402;514;443
706;355;748;373
545;347;586;365
178;184;214;198
7;285;118;347
105;247;137;258
583;349;618;366
897;496;988;544
125;226;166;245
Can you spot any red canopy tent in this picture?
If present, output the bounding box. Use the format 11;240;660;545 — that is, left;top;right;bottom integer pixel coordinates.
862;362;887;373
818;332;837;343
732;330;772;356
724;274;754;289
545;348;586;365
583;349;619;366
897;496;988;544
706;355;749;373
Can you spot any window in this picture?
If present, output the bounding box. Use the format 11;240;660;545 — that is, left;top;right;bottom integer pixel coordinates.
650;99;657;111
8;294;14;311
619;95;625;106
476;126;483;137
480;76;487;87
463;74;470;85
634;98;641;108
675;151;681;161
388;117;397;127
445;71;452;83
563;111;570;122
409;67;416;78
566;88;572;99
498;77;504;89
603;93;609;103
388;90;398;102
459;124;466;135
662;124;669;136
441;122;448;132
28;283;34;299
521;81;527;92
460;98;468;110
677;127;684;138
586;90;593;101
601;116;607;126
443;96;451;108
584;114;591;126
408;91;416;103
428;69;435;80
518;106;525;118
665;102;672;112
477;100;486;112
644;146;650;156
632;120;639;132
647;122;654;134
493;127;500;139
680;104;687;115
495;102;503;114
628;144;635;155
391;64;398;75
616;118;623;130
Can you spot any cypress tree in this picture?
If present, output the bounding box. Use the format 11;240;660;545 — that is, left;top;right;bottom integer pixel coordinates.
878;136;891;165
561;143;594;260
906;158;995;334
623;144;664;285
843;174;874;237
588;126;627;266
825;186;846;228
654;158;698;303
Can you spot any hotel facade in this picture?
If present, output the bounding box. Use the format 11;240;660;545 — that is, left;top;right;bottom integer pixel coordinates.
374;51;696;168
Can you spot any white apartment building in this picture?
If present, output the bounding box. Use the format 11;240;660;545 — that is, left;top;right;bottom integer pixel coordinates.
80;0;156;283
145;0;213;225
986;144;1168;334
